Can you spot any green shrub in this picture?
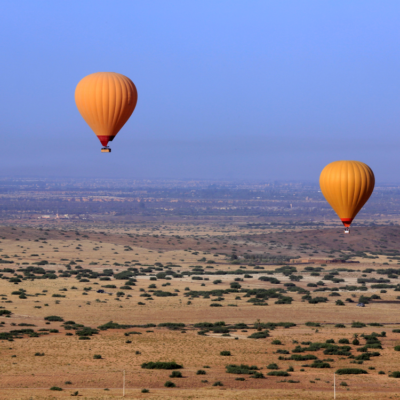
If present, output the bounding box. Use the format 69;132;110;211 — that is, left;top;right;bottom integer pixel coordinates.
93;354;102;359
336;368;367;375
141;388;149;393
338;338;350;344
251;372;265;378
220;351;231;356
141;361;182;370
305;322;320;327
97;321;132;330
50;386;62;391
197;370;206;375
158;322;185;330
390;371;400;378
164;381;176;387
351;322;366;328
395;346;400;351
267;370;290;376
212;381;223;386
44;315;63;322
169;371;182;378
226;364;258;374
248;330;269;339
310;361;331;368
288;354;317;361
272;339;282;345
267;363;279;370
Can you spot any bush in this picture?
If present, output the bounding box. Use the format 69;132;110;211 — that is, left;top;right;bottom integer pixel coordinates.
267;371;290;376
44;315;63;322
251;372;265;378
220;351;231;356
389;371;400;378
141;388;149;393
197;369;206;375
212;381;223;386
352;322;366;328
305;322;320;327
335;324;346;328
50;386;62;391
169;371;182;378
226;364;259;374
93;354;102;359
310;361;331;368
272;339;282;345
338;338;350;344
288;354;317;361
267;363;279;370
97;321;132;330
164;381;176;387
336;368;367;375
395;346;400;352
248;330;269;339
158;322;185;330
141;362;182;370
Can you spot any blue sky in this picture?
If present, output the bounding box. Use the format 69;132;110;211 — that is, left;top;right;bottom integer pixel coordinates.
0;1;399;181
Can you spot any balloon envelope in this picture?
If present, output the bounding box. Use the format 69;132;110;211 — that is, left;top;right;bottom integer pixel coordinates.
75;72;138;147
319;160;375;227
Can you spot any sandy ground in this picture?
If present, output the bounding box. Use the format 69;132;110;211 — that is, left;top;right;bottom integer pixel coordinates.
1;223;400;398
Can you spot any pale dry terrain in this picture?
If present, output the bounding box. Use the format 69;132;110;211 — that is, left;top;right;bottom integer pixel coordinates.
0;223;400;399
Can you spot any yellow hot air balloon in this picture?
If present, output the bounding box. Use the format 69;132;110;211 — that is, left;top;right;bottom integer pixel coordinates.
75;72;138;152
319;160;375;233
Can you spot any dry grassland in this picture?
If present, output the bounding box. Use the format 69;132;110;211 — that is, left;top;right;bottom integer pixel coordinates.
0;223;400;399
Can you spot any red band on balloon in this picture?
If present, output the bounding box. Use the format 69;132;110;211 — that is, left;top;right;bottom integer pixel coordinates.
340;218;353;227
97;135;115;146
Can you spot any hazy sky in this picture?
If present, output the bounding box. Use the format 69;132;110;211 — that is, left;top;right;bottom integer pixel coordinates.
1;1;399;181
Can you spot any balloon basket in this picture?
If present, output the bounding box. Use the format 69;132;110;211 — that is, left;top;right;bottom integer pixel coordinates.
101;147;111;153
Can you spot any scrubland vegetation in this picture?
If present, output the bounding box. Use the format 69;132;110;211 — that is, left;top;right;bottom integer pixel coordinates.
1;182;400;398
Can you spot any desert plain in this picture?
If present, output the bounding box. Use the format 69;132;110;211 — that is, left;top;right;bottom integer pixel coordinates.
0;180;400;399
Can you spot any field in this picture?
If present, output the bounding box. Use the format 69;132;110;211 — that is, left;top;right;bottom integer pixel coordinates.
1;220;400;399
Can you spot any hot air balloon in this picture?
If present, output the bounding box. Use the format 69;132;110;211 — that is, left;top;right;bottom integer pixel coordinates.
319;160;375;233
75;72;138;152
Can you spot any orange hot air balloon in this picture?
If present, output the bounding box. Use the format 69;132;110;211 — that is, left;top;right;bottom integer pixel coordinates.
75;72;138;152
319;160;375;233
